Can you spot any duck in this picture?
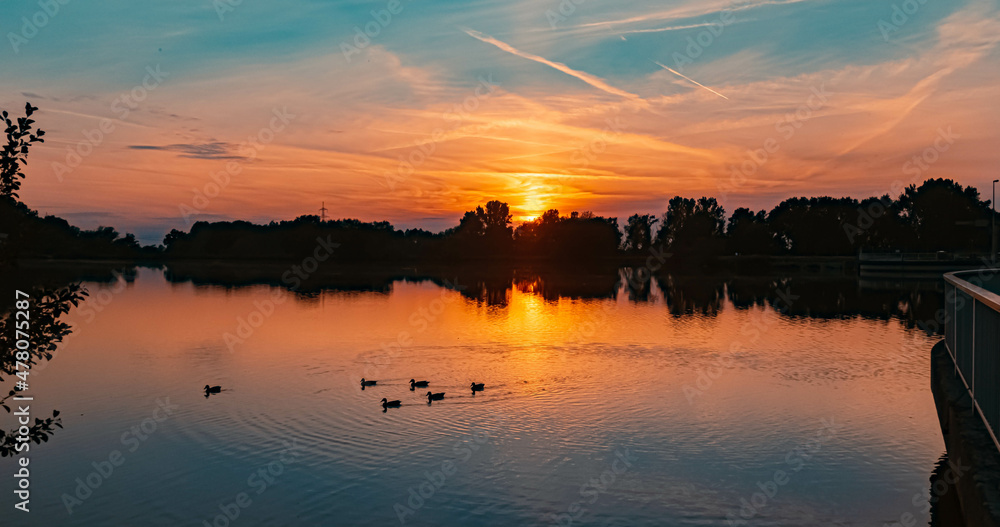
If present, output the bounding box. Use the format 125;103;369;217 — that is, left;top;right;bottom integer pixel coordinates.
381;398;402;408
470;382;485;391
204;385;222;394
360;378;377;386
410;379;430;389
426;391;445;401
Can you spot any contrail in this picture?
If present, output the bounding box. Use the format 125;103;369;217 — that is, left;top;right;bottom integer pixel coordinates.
43;108;151;128
653;61;729;100
463;27;643;102
574;0;809;30
623;21;721;35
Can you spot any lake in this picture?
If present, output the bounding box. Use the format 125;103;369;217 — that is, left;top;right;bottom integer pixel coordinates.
2;265;951;526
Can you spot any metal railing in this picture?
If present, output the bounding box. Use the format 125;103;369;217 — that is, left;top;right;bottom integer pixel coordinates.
944;270;1000;453
861;251;987;262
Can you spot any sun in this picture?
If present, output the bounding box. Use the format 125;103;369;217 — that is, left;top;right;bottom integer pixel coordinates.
512;173;560;223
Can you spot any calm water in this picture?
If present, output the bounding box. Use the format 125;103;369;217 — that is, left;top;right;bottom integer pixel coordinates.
3;267;947;526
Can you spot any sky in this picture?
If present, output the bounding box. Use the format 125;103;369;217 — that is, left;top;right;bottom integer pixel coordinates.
2;0;999;244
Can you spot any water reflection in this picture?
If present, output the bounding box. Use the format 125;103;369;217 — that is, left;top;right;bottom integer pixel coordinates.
161;263;946;334
2;263;954;526
658;273;725;315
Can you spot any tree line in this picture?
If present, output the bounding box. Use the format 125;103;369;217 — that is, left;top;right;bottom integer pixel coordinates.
161;177;990;263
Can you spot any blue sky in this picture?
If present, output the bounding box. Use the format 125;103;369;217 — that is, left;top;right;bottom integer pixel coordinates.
2;0;998;243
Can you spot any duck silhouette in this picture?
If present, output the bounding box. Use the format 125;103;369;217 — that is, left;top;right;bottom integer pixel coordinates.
410;379;429;390
470;382;485;392
361;378;377;387
426;391;445;402
381;398;402;408
204;385;221;394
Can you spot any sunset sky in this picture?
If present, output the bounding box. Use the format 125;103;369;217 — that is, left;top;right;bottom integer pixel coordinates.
3;0;999;243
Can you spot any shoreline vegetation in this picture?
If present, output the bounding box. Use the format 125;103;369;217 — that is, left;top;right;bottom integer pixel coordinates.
1;178;991;269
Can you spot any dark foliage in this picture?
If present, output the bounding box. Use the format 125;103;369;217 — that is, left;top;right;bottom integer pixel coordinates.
0;198;155;263
1;102;44;200
514;209;621;261
160;178;991;263
0;284;85;456
657;196;726;257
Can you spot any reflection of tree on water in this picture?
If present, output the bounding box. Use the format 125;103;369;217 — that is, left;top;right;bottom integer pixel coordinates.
623;267;655;303
928;454;965;526
0;284;86;456
162;262;947;334
513;269;618;302
657;274;725;315
467;274;514;307
726;277;778;310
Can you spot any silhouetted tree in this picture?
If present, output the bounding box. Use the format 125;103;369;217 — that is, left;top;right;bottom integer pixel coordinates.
850;195;909;250
623;214;658;252
476;200;513;233
514;209;620;261
767;197;858;255
513;209;558;256
1;102;44;200
163;229;187;250
658;196;726;256
476;200;514;255
727;207;775;255
897;178;988;252
447;210;485;241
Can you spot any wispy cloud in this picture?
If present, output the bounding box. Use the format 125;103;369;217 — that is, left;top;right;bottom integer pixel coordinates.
462;28;644;102
129;142;242;160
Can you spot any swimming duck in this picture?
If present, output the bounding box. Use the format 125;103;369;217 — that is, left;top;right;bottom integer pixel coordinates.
381;398;402;408
360;378;377;386
426;391;445;401
204;385;222;394
470;382;485;391
410;379;430;389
